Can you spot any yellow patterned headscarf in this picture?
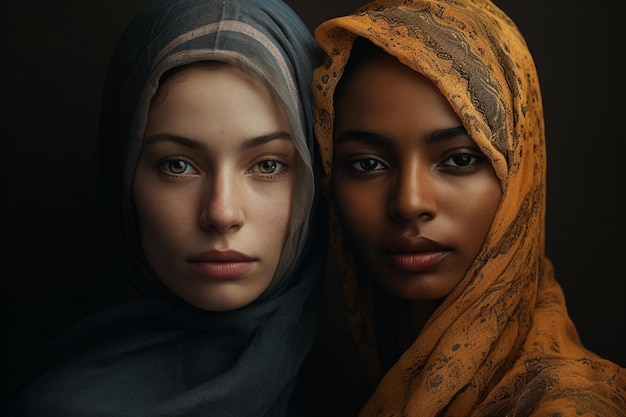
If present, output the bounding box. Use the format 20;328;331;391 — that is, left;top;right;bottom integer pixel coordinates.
313;0;626;415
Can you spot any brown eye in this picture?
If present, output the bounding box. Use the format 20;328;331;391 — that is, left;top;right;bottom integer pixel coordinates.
442;152;482;168
351;158;386;172
451;154;473;167
358;159;380;171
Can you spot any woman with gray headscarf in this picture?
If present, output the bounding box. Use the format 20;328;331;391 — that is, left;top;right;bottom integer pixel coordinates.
7;0;326;416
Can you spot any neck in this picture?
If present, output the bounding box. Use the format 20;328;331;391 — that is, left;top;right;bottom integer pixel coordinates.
375;294;442;370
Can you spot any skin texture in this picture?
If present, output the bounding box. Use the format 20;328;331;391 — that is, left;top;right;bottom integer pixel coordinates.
133;64;297;311
332;55;502;302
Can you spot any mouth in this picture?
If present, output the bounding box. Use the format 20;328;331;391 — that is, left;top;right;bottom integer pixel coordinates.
188;250;256;279
381;236;449;273
383;251;448;272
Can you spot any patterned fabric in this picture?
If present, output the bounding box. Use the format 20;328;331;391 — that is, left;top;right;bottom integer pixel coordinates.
312;0;626;415
6;1;326;416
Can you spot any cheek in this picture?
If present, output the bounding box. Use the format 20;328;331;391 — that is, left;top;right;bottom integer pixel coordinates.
135;196;165;238
333;180;381;242
264;202;291;239
133;182;189;249
462;182;502;250
254;185;293;244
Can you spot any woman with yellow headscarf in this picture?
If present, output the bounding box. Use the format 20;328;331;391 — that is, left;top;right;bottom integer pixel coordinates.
302;0;626;415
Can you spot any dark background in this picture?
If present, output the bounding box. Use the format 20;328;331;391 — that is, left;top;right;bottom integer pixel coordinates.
2;0;624;389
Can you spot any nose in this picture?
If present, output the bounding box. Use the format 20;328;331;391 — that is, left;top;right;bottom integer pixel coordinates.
198;171;245;233
388;161;436;223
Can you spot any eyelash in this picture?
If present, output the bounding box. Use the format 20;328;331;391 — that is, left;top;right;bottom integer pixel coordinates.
346;151;486;174
440;152;485;169
349;158;388;173
156;156;289;179
248;156;289;179
158;157;197;176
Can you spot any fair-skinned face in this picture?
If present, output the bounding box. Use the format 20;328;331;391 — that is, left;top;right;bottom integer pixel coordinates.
332;55;502;301
133;64;297;311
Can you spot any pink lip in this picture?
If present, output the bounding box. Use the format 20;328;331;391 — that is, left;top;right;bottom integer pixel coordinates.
188;250;255;279
381;236;449;273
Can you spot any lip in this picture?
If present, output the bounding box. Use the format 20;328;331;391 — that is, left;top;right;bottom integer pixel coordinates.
381;236;449;273
188;250;256;279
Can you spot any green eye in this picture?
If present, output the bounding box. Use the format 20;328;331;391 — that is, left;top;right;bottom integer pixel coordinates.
257;160;278;174
159;159;196;175
249;158;288;177
169;160;188;174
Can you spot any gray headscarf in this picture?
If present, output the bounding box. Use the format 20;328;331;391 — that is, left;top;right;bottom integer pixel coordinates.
7;0;326;416
101;0;320;297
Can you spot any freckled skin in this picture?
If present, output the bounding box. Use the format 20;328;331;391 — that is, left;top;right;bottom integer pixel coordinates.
133;64;297;311
332;55;502;301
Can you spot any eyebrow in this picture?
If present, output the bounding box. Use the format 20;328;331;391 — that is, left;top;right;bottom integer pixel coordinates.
335;126;467;145
427;126;467;144
143;131;293;150
240;131;293;150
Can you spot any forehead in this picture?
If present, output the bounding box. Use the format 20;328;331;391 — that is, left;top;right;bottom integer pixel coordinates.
334;56;461;138
337;55;434;101
144;64;291;146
